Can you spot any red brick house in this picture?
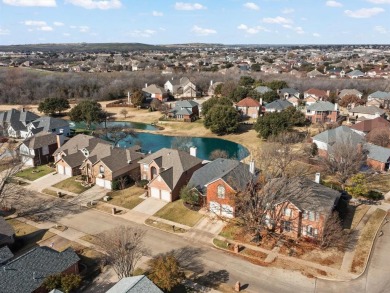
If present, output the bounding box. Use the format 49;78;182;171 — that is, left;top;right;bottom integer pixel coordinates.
305;101;339;124
235;97;261;119
138;147;203;202
350;117;390;137
365;143;390;172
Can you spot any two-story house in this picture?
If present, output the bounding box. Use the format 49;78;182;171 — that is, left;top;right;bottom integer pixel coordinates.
235;97;261;119
349;105;386;121
138;147;203;202
164;77;197;98
305;101;339;124
142;84;168;102
23;116;70;138
0;109;39;138
303;88;329;106
168;100;199;122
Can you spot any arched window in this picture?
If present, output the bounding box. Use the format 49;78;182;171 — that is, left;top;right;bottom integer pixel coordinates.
217;185;225;199
99;165;104;174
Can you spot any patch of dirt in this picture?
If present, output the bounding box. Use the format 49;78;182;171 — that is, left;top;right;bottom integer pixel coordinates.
300;247;344;269
273;258;330;279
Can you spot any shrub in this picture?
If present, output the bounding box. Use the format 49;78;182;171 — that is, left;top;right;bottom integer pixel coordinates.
136;179;149;188
365;190;383;201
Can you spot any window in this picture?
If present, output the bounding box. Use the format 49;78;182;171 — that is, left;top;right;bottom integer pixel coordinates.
217;185;225;199
309;211;315;221
283;221;292;232
307;225;313;236
283;208;292;217
303;210;308;219
143;164;149;171
315;212;320;221
99;165;104;174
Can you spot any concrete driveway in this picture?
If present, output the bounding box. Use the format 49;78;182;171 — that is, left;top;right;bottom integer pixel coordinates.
70;185;107;205
132;197;167;215
29;173;69;192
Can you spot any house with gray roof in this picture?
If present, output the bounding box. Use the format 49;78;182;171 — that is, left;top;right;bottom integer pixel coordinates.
106;275;162;293
0;246;79;293
164;77;197;98
255;86;273;95
349;105;386;121
138;147;203;202
23;116;70;138
188;158;255;218
168;100;199;122
367;91;390;109
142;84;167;102
0;217;14;247
365;143;390;172
279;88;300;99
347;69;365;79
264;99;293;113
305;101;339;124
0;109;39;138
339;89;363;99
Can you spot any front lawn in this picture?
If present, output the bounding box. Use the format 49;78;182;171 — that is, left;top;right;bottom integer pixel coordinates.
367;173;390;194
14;165;54;181
52;177;91;194
154;199;203;227
106;186;145;209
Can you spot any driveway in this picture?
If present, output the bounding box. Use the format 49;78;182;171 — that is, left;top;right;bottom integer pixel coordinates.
28;173;69;192
70;185;107;205
132;197;167;215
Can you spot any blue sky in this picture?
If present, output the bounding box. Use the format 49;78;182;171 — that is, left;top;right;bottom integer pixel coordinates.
1;0;390;45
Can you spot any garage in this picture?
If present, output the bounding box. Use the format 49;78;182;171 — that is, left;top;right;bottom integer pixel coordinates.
209;201;221;215
57;165;65;175
161;190;171;202
23;157;34;167
64;166;72;176
150;187;160;199
96;178;112;190
221;204;234;218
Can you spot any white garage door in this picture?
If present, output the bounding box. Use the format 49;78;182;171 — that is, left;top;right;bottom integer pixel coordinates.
57;165;65;175
209;201;221;215
221;204;234;218
150;187;160;199
161;190;171;202
96;178;112;190
23;157;34;167
65;167;72;177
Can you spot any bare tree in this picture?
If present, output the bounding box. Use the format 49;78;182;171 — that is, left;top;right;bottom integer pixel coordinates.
93;125;137;147
367;128;390;148
320;212;349;250
120;108;128;118
209;149;228;160
98;226;148;279
171;136;192;152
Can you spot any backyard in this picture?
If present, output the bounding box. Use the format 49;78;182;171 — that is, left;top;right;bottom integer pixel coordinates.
14;165;54;181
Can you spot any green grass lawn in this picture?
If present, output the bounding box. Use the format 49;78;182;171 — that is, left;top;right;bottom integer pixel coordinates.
52;177;91;194
154;199;203;227
106;186;145;209
14;165;54;181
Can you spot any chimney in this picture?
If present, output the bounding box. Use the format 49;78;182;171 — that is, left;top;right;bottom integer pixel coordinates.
56;132;64;148
326;90;330;97
249;160;255;174
334;103;339;111
315;173;321;184
189;146;197;157
145;83;148;88
210;80;213;86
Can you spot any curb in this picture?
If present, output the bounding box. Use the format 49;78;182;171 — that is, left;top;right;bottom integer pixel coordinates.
144;218;189;235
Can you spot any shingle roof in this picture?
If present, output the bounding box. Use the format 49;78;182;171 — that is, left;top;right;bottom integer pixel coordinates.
0;246;79;293
175;100;199;108
312;125;364;146
368;91;390;100
350;105;386;116
255;86;272;94
189;158;253;194
365;143;390;163
53;134;111;156
22;132;57;150
280;88;299;96
0;246;13;264
142;84;166;95
236;97;260;107
99;147;144;172
350;117;390;133
0;217;14;238
138;148;202;190
307;101;336;112
304;88;328;97
339;89;362;98
347;70;365;77
106;275;163;293
28;116;69;132
265;99;293;111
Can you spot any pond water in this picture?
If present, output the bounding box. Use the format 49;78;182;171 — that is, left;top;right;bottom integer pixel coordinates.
117;132;249;160
69;121;159;131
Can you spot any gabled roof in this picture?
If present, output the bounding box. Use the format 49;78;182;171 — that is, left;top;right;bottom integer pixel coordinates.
236;97;260;107
368;91;390;100
0;246;79;293
365;143;390;163
142;84;166;95
350;117;390;133
22;132;57;150
265;99;293;110
280;88;300;95
53;134;111;156
307;101;336;112
307;69;324;77
106;275;163;293
29;116;69;132
312;125;364;146
0;246;14;265
347;69;365;77
98;147;144;172
350;105;385;116
138;148;202;190
304;88;328;97
175;100;199;108
339;89;362;98
189;158;253;194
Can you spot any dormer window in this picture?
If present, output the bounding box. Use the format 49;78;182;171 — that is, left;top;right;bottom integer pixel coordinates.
81;148;89;157
99;165;104;174
217;185;225;199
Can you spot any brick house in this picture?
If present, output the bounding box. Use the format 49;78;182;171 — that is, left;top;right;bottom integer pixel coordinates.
305;101;339;124
138;148;203;202
303;88;329;105
142;84;167;102
168;100;199;122
350;117;390;137
235;97;261;119
365;144;390;172
188;158;255;218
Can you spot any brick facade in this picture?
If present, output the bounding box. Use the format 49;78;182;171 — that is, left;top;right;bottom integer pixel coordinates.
306;110;338;124
206;179;236;217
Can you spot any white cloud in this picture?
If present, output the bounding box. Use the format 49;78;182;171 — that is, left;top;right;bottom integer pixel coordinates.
63;33;71;36
344;7;384;18
326;1;343;7
23;20;47;26
282;8;294;14
152;11;163;16
22;20;54;32
38;26;53;31
0;28;10;35
262;16;292;24
191;25;216;36
367;0;390;3
70;25;77;29
174;2;206;10
243;2;259;10
374;25;388;33
3;0;56;7
313;32;321;37
65;0;122;10
79;26;90;33
53;21;64;26
282;24;304;34
238;24;269;34
130;29;156;38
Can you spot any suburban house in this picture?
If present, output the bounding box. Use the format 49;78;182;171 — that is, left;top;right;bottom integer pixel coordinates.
106;275;163;293
138;148;203;202
168;100;199;122
307;69;324;78
0;217;15;247
287;96;300;107
0;246;13;264
19;132;63;167
264;177;341;240
349;105;386;121
0;109;39;138
188;158;255;218
0;246;79;293
339;89;363;99
349;117;390;136
303;88;329;105
367;91;390;109
164;77;197;98
279;88;300;99
346;69;365;79
23;116;70;138
326;68;345;78
235;97;261;119
142;84;167;102
264;99;293;113
305;101;339;124
365;144;390;172
312;126;364;157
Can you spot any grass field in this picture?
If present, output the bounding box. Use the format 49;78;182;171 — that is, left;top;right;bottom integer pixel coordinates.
106;186;145;209
53;177;91;194
14;165;53;181
154;199;203;227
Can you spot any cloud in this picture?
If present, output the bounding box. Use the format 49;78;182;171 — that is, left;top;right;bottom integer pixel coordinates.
63;33;71;37
38;26;53;31
65;0;122;10
243;2;259;10
22;20;54;32
237;24;269;34
152;11;163;16
367;0;390;3
282;8;294;14
374;25;388;33
283;24;305;34
326;1;343;7
313;32;321;37
53;21;64;26
191;25;216;36
263;16;292;24
344;7;384;18
174;2;206;10
23;20;47;26
0;28;10;35
3;0;56;7
79;26;90;32
130;29;156;38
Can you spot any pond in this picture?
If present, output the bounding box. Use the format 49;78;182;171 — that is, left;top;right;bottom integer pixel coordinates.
117;132;249;160
69;121;159;131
